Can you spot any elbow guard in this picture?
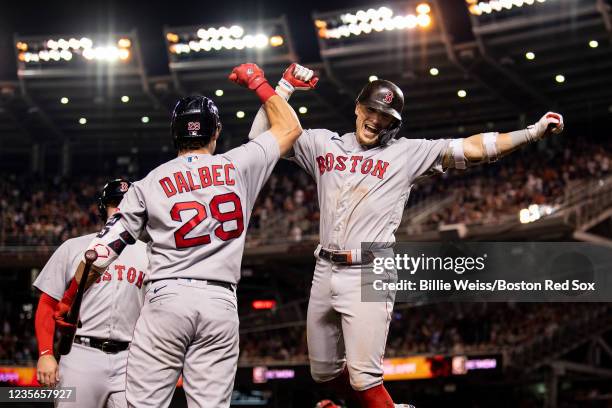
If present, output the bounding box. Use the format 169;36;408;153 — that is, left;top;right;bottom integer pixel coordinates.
86;215;135;269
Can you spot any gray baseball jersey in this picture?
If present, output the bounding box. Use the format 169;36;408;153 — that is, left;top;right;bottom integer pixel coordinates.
293;129;450;391
114;130;279;284
33;233;148;342
249;99;450;392
94;131;280;408
291;129;449;249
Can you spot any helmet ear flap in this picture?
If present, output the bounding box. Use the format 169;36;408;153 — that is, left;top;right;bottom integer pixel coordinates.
378;119;402;145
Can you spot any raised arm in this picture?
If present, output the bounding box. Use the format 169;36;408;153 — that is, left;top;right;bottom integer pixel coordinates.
444;112;564;169
248;63;318;140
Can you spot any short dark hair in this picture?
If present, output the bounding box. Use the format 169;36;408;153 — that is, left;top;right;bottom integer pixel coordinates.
177;137;211;153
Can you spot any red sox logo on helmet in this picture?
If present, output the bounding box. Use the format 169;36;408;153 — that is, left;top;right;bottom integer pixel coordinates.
187;122;201;131
383;91;393;104
119;182;129;193
187;121;201;136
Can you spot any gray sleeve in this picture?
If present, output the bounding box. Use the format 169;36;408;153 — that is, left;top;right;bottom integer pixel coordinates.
115;181;148;241
32;241;75;300
407;138;451;182
248;106;269;141
223;131;281;206
286;129;320;177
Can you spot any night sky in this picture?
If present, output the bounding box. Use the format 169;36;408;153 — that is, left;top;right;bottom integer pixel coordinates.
0;0;471;79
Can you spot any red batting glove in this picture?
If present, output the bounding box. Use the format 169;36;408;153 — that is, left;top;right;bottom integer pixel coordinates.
282;63;319;90
228;63;276;104
53;302;77;333
228;63;267;90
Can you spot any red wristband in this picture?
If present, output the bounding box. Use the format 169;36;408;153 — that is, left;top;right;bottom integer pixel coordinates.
35;293;58;356
254;82;277;104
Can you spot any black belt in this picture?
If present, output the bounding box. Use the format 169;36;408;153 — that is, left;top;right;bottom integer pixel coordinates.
170;278;234;292
318;248;374;265
74;336;130;354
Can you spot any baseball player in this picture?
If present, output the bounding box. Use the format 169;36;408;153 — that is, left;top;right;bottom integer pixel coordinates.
33;179;148;408
249;68;564;407
74;63;309;408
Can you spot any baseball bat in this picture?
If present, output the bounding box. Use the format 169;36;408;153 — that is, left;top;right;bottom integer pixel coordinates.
57;249;98;356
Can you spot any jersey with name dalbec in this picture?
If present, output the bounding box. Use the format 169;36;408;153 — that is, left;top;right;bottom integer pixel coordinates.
115;131;279;284
291;130;449;250
33;233;148;342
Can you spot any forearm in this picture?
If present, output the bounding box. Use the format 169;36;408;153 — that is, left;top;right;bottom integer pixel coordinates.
86;216;136;272
445;112;564;169
35;294;57;356
265;95;302;156
248;81;294;140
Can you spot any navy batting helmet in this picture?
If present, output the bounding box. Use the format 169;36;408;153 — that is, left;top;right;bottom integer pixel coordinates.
97;178;131;221
171;95;221;148
356;79;404;145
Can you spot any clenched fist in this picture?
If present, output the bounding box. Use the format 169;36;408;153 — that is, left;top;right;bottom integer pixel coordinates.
282;63;318;90
527;112;564;140
277;63;318;99
228;63;268;90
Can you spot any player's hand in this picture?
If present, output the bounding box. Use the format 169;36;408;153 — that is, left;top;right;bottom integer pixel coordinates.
53;302;77;332
527;112;564;140
37;354;59;387
281;63;319;91
228;63;268;91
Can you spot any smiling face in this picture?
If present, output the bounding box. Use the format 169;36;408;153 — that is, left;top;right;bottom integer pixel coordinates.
354;103;396;147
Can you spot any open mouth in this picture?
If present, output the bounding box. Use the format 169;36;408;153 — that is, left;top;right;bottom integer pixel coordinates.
364;123;379;135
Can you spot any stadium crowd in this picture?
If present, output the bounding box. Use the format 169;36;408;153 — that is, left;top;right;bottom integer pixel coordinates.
236;302;609;364
1;137;610;247
0;300;37;363
3;300;606;366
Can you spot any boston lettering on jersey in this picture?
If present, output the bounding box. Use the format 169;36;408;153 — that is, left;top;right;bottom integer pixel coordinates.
159;164;236;198
316;153;389;180
95;263;145;289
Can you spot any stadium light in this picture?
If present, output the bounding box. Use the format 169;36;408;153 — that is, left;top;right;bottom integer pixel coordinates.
141;116;150;123
236;111;245;119
429;67;439;76
457;89;467;98
298;106;308;114
17;35;132;65
467;0;546;15
167;22;284;55
589;40;599;48
270;35;284;47
79;117;87;125
525;51;535;60
316;4;432;40
369;75;378;82
555;74;565;83
215;89;224;96
121;95;130;103
416;3;431;14
60;97;69;104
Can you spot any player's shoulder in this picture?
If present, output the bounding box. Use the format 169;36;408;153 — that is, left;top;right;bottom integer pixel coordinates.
61;232;98;251
147;158;181;176
303;128;339;140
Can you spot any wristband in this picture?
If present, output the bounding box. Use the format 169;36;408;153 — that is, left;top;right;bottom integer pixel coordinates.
276;78;294;101
509;128;533;146
255;82;277;104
